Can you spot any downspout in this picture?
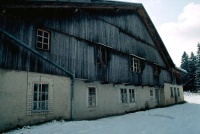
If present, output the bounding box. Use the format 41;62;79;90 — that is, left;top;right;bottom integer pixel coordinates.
0;29;75;121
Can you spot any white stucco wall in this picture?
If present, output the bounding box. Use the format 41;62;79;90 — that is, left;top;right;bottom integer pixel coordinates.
0;69;71;132
74;79;159;120
0;68;185;132
163;83;184;105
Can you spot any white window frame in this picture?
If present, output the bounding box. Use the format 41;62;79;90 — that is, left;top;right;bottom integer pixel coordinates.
36;29;50;51
120;88;127;103
150;89;154;101
33;82;49;112
87;87;97;107
131;58;141;73
129;89;135;103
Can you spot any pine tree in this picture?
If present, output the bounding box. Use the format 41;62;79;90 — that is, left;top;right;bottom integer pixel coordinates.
181;51;189;71
180;51;189;90
187;52;196;91
195;43;200;92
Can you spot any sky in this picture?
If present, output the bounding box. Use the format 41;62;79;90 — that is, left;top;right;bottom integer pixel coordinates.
115;0;200;67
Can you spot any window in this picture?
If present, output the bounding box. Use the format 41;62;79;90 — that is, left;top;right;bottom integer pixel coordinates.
177;88;180;96
129;89;135;102
97;46;108;65
120;88;127;103
170;87;174;97
154;65;160;76
131;58;140;73
150;90;153;101
33;83;49;111
88;87;96;107
36;29;50;50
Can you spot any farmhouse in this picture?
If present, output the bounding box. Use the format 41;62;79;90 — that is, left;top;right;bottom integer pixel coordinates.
0;0;184;132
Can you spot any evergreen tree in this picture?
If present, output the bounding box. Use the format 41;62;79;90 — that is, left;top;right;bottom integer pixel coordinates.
195;43;200;92
180;51;189;90
180;51;189;71
187;52;196;91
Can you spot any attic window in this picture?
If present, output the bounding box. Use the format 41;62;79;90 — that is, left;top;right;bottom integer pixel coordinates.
97;46;108;65
131;58;141;73
154;65;161;76
36;29;50;51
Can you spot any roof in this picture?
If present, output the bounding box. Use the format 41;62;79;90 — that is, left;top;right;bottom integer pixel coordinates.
175;67;187;74
0;0;175;68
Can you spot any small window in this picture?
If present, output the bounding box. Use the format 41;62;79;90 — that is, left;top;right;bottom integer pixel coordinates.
97;46;108;65
33;83;49;111
177;88;180;96
120;88;127;103
36;29;50;51
170;87;174;97
129;89;135;102
131;58;140;73
150;89;153;101
154;65;160;76
88;87;96;107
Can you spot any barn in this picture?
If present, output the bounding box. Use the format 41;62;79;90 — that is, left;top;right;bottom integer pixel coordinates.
0;0;184;132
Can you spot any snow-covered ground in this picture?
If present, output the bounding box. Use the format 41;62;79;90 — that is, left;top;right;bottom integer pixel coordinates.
5;92;200;134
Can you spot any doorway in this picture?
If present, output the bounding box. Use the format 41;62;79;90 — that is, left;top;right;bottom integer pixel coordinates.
174;88;178;103
155;89;160;106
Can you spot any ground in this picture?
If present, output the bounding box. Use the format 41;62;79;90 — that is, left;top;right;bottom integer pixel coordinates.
5;92;200;134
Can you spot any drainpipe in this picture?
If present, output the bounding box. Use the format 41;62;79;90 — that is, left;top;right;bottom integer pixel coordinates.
0;29;75;121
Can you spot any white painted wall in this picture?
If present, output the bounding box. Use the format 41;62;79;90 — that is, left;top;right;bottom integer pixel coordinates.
163;83;184;105
74;79;159;120
0;68;184;132
0;69;71;132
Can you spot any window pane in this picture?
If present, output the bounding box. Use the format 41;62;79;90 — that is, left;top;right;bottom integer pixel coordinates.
42;84;48;92
43;44;48;50
42;93;45;101
34;93;37;101
37;30;43;36
44;32;49;38
44;38;48;44
45;102;48;110
34;84;38;92
37;42;42;49
33;102;37;110
41;102;45;110
37;36;42;42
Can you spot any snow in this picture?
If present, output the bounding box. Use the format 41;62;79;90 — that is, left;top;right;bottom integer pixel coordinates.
5;92;200;134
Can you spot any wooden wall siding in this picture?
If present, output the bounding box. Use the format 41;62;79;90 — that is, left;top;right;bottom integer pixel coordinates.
108;53;130;83
31;9;168;67
84;9;155;46
0;8;173;86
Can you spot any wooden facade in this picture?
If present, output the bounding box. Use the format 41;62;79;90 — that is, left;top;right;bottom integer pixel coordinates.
0;1;177;87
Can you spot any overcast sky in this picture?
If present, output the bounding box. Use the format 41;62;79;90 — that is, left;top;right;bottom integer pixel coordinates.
115;0;200;67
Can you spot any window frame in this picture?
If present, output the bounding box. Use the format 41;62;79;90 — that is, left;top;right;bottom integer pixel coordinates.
36;29;50;51
129;89;135;103
33;82;49;112
131;58;141;73
120;88;128;103
87;87;97;108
